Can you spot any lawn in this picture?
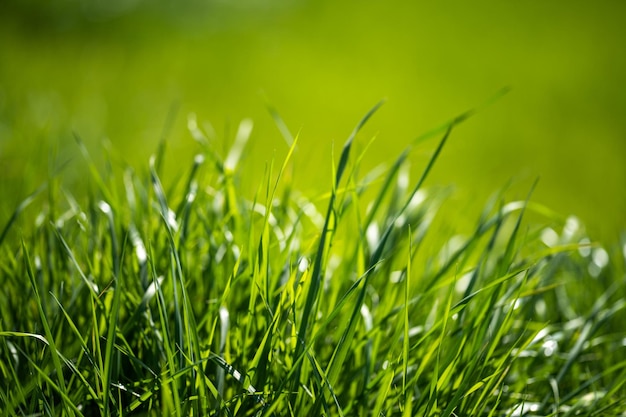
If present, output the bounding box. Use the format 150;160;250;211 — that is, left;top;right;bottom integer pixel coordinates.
1;0;625;240
1;104;625;415
1;1;625;415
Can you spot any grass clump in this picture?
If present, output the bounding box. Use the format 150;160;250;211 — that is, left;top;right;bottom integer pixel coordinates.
1;104;625;417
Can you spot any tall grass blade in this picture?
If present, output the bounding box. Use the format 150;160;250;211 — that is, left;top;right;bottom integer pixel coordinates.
291;101;384;400
22;240;74;417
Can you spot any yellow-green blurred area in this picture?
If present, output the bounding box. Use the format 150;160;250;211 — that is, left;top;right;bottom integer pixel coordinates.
1;0;625;242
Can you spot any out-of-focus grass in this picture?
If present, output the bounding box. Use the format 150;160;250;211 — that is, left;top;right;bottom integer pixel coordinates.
1;0;625;241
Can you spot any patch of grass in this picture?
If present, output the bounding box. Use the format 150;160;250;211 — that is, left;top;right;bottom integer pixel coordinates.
1;105;625;416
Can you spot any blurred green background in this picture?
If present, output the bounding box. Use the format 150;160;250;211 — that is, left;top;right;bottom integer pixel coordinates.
1;0;624;242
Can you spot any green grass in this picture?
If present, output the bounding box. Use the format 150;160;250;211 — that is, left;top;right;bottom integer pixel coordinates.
1;105;625;416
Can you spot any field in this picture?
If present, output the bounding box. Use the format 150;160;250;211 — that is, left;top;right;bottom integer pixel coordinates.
1;1;625;416
1;1;625;240
1;104;625;415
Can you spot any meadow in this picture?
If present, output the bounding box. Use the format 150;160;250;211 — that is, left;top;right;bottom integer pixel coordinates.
1;1;625;415
1;0;625;240
1;103;625;415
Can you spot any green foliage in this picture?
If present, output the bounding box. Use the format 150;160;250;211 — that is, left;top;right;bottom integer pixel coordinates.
0;107;624;416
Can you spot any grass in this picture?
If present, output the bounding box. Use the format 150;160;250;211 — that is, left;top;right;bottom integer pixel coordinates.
0;103;625;416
